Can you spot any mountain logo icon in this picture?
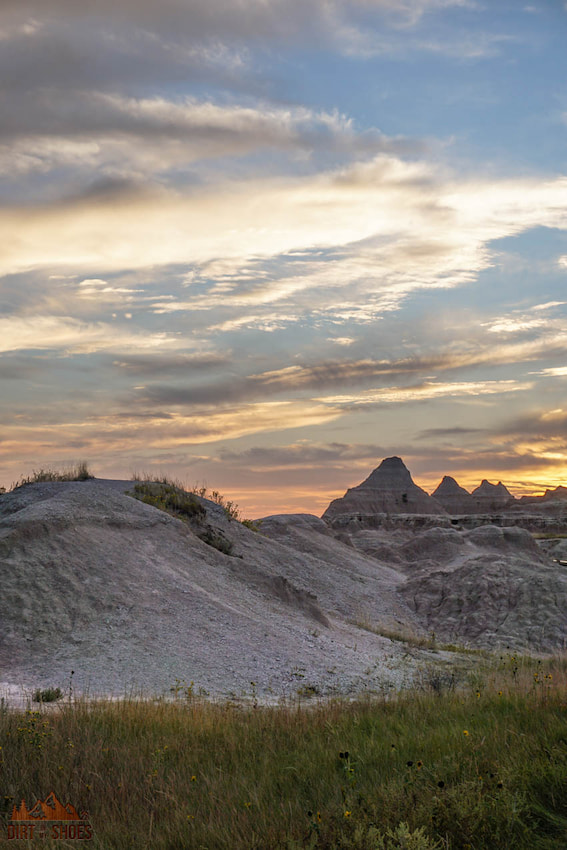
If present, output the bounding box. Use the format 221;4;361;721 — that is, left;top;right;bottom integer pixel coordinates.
11;791;87;822
8;791;92;841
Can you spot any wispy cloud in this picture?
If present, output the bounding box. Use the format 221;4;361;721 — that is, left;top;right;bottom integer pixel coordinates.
316;379;532;406
4;154;563;318
0;316;184;355
0;401;342;464
529;366;567;378
0;93;398;178
0;1;478;46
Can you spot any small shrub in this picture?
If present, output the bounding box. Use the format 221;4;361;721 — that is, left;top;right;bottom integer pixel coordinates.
207;489;241;521
332;822;441;850
198;529;234;556
32;687;63;703
129;480;239;556
381;822;442;849
74;460;93;481
297;684;320;698
190;483;259;526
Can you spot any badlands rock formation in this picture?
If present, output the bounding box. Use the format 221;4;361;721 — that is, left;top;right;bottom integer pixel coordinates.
431;476;476;514
325;456;567;532
1;459;566;702
471;480;514;512
323;456;446;520
0;479;422;701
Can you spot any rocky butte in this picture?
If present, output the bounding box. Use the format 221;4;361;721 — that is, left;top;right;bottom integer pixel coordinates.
324;455;567;533
431;476;477;514
324;456;446;520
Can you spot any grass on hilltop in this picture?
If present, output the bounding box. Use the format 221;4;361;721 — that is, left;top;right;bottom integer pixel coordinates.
1;655;566;849
11;462;94;490
128;477;237;555
129;475;261;551
129;479;205;522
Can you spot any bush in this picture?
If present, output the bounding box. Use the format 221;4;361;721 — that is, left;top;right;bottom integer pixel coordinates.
32;687;63;703
129;481;237;555
197;529;234;556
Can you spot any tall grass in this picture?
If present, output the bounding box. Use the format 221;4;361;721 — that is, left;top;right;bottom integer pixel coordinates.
1;656;566;848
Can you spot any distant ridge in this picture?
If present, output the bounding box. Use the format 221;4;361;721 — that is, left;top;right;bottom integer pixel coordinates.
323;457;567;521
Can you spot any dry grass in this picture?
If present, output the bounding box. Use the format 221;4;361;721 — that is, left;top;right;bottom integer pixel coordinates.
11;462;94;490
1;655;566;848
354;618;488;656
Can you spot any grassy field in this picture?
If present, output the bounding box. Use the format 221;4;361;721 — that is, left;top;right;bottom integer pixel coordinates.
1;655;566;849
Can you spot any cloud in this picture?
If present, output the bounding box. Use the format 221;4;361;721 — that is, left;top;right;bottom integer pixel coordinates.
499;408;567;439
0;401;343;464
533;366;567;378
0;1;476;44
418;426;485;438
217;441;389;469
0;316;184;355
133;354;482;408
483;317;548;334
111;353;229;376
0;17;251;97
0;354;49;380
0;92;400;177
3;153;566;333
316;379;532;406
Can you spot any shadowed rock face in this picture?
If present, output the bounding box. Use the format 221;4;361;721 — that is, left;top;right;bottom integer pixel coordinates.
471;480;513;512
400;527;566;649
323;457;447;519
542;486;567;502
432;476;476;514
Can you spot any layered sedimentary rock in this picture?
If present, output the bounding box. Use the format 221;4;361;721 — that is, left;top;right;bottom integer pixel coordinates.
323;456;447;521
543;486;567;501
431;476;476;514
471;480;514;512
400;526;567;649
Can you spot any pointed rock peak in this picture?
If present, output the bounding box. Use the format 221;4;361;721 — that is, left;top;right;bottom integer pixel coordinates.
473;480;512;497
432;475;470;497
322;455;447;518
359;456;414;490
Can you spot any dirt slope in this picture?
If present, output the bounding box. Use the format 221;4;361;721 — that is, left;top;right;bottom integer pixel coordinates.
1;478;565;703
0;480;419;701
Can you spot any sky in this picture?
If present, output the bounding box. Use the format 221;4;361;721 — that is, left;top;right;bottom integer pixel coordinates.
2;0;567;516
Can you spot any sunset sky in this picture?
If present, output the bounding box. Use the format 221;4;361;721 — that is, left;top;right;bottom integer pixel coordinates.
2;0;567;516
